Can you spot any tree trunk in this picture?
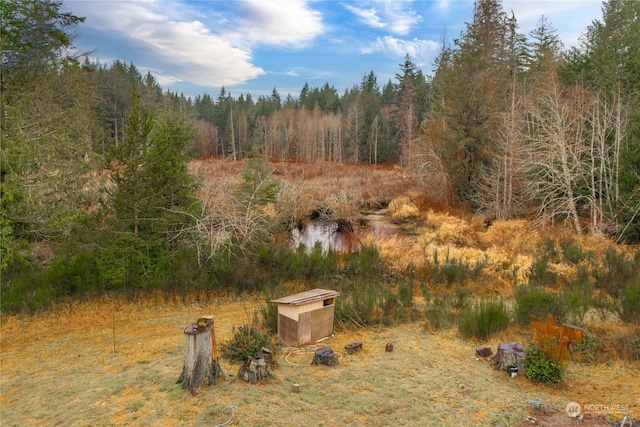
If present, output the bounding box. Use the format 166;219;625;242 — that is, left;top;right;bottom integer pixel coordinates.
177;316;223;395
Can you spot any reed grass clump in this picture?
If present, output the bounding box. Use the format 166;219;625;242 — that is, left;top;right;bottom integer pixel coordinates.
458;298;510;341
515;286;567;325
424;293;458;330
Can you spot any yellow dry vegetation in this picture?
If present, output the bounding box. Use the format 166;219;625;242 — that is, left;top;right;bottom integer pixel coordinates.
388;196;420;219
422;210;476;247
479;219;539;254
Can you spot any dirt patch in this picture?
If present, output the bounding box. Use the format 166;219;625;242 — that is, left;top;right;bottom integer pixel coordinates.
517;407;619;427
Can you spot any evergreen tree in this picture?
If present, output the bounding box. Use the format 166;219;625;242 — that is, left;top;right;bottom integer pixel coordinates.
527;15;563;94
426;0;512;201
299;82;311;109
395;55;419;167
102;85;200;287
106;86;154;238
360;71;383;164
472;12;529;219
1;0;94;271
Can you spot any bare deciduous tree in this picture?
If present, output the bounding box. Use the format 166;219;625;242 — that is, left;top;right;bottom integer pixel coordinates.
524;79;587;233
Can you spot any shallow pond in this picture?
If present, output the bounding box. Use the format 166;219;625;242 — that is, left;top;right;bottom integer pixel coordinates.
291;210;399;253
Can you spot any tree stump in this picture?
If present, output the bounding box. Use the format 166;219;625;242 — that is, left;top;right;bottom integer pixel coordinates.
177;316;223;395
311;347;338;366
492;342;525;374
475;346;493;359
237;348;274;384
344;341;363;354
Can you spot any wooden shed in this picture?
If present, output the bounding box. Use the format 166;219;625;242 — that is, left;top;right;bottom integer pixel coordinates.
271;289;340;346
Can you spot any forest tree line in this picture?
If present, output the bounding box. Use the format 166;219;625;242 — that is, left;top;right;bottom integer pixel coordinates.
1;0;639;310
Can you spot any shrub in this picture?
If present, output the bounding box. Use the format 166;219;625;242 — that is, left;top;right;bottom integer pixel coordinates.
397;278;414;308
381;291;406;324
388;196;419;220
458;298;510;341
452;286;472;311
594;248;640;298
528;254;556;287
334;280;379;327
258;287;283;334
429;248;487;287
571;333;599;363
343;244;385;280
515;286;567;326
564;265;593;324
559;239;592;265
591;295;615;321
540;237;559;259
425;294;457;330
221;325;273;362
619;281;640;324
524;345;565;383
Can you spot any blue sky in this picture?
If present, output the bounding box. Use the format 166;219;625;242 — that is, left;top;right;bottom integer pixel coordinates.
64;0;604;99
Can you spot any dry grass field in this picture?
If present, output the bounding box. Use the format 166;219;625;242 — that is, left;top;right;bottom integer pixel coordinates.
1;160;639;426
1;295;638;426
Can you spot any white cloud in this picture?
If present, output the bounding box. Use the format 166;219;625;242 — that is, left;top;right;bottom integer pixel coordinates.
361;36;439;67
66;0;324;88
230;0;324;48
344;0;421;35
435;0;450;12
344;5;386;29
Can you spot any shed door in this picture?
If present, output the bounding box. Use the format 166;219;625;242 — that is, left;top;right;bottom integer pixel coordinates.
298;311;312;345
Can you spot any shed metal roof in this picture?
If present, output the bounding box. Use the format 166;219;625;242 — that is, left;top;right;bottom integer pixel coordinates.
271;288;340;306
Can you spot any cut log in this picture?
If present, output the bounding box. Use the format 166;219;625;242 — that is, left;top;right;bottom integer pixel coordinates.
475;346;493;359
237;348;274;384
311;347;338;366
177;317;224;395
344;341;363;354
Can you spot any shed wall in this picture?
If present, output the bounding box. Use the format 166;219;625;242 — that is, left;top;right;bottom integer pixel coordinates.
278;314;299;346
277;300;325;321
277;305;336;346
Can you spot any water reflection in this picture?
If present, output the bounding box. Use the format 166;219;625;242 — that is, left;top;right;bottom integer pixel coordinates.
291;212;400;253
291;221;359;253
362;212;400;238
